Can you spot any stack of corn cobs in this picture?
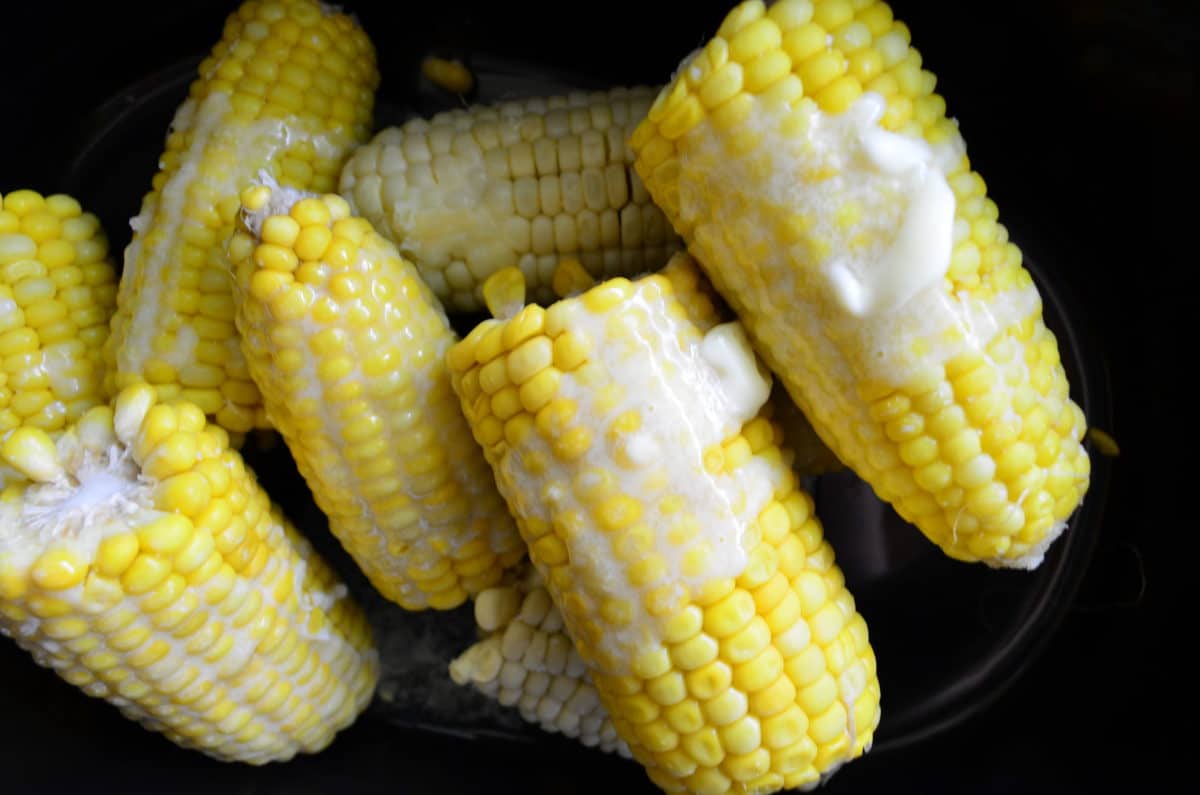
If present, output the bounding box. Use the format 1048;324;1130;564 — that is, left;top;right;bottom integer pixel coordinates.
0;0;1092;791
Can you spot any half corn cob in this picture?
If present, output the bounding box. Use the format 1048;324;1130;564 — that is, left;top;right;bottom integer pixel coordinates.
0;385;378;763
448;255;880;794
229;185;524;610
450;567;632;757
339;87;679;311
630;0;1090;568
0;190;116;436
104;0;379;435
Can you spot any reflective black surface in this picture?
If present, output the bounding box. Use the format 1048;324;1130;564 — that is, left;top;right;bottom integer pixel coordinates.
1;0;1186;791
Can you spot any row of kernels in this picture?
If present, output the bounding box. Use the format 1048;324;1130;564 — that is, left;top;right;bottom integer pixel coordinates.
201;0;376;135
578;440;872;790
235;192;519;608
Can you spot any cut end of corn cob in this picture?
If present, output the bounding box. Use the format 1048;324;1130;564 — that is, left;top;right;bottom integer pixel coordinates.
631;0;1090;569
105;0;379;436
229;185;524;610
449;256;880;794
339;87;681;311
0;385;378;763
451;567;633;758
0;189;116;439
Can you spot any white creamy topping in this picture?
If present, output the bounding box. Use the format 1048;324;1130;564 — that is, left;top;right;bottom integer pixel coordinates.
699;322;772;427
497;285;782;669
676;95;1038;387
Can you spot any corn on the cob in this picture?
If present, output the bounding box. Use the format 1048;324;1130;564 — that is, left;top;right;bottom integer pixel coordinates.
229;185;524;610
451;568;632;757
0;189;116;435
0;385;378;763
630;0;1090;568
339;87;679;312
448;255;880;794
105;0;379;435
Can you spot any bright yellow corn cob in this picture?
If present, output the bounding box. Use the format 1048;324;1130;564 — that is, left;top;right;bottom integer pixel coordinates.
105;0;379;435
630;0;1090;568
448;255;879;794
0;385;378;763
229;185;525;610
0;190;116;435
339;87;679;312
451;568;632;757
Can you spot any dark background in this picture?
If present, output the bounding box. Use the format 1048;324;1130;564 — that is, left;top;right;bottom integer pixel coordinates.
0;0;1190;791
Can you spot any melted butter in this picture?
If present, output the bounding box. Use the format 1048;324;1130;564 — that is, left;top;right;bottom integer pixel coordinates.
494;282;783;671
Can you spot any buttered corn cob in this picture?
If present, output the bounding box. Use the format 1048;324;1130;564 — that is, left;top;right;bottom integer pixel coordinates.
0;385;378;763
229;186;524;610
448;256;879;794
105;0;379;435
0;190;116;435
631;0;1090;568
451;569;631;757
339;87;679;311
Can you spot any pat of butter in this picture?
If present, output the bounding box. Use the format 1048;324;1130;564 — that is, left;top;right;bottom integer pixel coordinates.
826;98;956;317
700;322;771;424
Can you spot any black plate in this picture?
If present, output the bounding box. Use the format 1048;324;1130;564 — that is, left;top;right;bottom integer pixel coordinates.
55;54;1116;761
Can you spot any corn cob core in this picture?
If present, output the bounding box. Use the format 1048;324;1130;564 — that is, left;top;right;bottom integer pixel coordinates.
630;0;1090;568
0;385;378;763
451;568;632;757
448;256;879;794
105;0;379;435
339;87;680;311
0;190;116;436
230;185;524;609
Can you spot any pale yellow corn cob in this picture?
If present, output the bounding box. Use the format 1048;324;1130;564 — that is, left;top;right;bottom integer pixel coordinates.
229;185;524;609
451;570;632;757
0;385;378;763
339;87;679;311
0;190;116;435
105;0;379;435
631;0;1090;568
448;255;880;794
